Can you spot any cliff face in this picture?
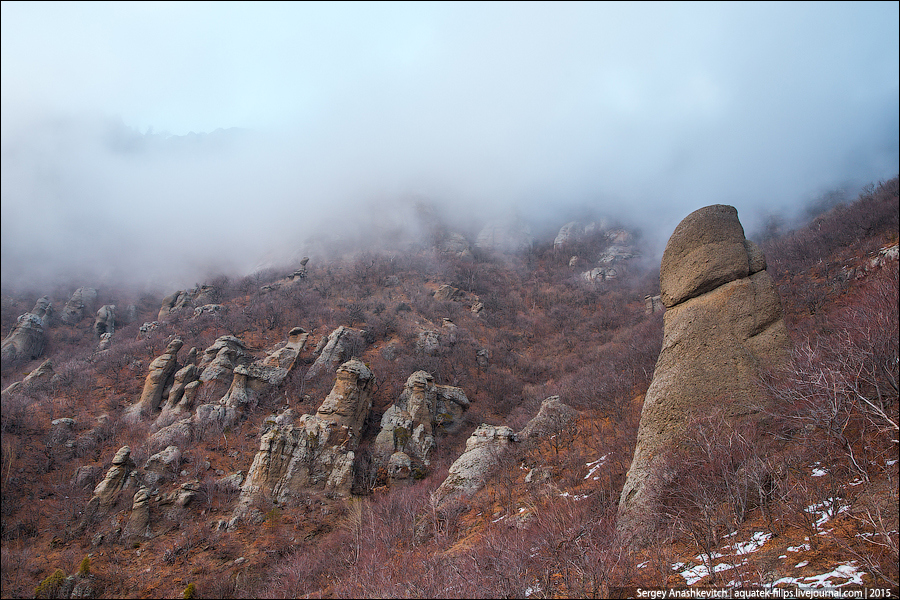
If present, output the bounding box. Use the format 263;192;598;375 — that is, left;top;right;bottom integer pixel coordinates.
617;205;789;541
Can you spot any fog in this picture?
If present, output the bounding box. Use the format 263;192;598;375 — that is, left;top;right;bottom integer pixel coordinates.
2;2;898;292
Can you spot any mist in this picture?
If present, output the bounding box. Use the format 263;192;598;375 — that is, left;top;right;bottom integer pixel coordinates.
2;2;898;292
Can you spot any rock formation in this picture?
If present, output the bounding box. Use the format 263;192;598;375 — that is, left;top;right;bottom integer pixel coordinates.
373;371;470;471
517;395;578;440
2;358;54;396
432;424;517;507
1;297;52;362
94;304;116;338
61;287;97;325
157;285;218;320
235;359;375;517
151;329;306;447
133;338;183;416
196;335;252;401
122;488;151;538
81;446;139;527
475;219;534;254
306;326;362;378
617;204;789;542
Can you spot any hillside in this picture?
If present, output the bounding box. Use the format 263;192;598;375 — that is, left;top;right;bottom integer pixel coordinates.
1;178;898;599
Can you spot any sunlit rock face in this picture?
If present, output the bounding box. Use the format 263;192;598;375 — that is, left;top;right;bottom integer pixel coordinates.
617;205;789;543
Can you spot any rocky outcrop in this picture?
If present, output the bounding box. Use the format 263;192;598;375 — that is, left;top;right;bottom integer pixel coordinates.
196;335;251;401
94;305;116;338
373;371;470;469
157;285;218;320
433;424;517;507
434;284;464;302
151;329;306;447
81;446;139;528
617;205;789;542
122;488;151;538
133;338;183;417
235;360;375;517
517;395;577;440
1;297;52;362
475;220;534;254
2;358;55;396
61;287;97;325
306;326;362;379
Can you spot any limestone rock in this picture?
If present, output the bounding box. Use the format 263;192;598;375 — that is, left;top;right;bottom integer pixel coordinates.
658;204;751;307
433;424;517;506
373;371;470;469
617;205;789;542
1;297;52;362
235;359;375;513
88;446;136;511
123;487;151;538
221;327;307;409
306;326;362;379
196;335;251;400
143;445;181;487
434;284;464;302
134;338;183;415
94;305;116;338
554;221;584;249
2;358;54;396
475;220;534;254
518;396;578;440
438;232;473;258
61;287;97;325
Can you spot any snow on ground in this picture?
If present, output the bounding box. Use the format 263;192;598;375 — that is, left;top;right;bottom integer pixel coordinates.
673;531;773;585
584;454;609;480
771;562;866;588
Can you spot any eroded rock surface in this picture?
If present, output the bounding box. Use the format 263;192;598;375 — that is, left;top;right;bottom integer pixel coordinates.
433;424;517;507
1;296;52;362
617;204;789;542
235;359;375;518
373;371;470;469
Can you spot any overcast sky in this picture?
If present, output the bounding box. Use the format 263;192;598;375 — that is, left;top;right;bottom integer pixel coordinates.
2;1;898;291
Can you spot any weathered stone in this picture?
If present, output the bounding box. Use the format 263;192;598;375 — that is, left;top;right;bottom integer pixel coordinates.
306;326;362;378
234;359;375;515
518;396;577;440
89;446;136;510
134;338;183;415
658;204;751;307
617;205;789;543
196;336;251;401
433;424;517;506
94;305;116;338
61;287;97;325
434;284;463;302
123;487;151;538
1;297;50;362
475;220;533;253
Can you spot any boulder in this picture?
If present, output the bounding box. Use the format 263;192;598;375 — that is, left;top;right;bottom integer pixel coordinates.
2;358;55;396
306;326;362;379
434;284;464;302
61;287;97;325
94;305;116;338
134;338;183;415
617;205;789;543
1;297;52;362
433;424;517;507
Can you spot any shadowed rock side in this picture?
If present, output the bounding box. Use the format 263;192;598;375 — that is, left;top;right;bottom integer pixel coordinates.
617;204;789;543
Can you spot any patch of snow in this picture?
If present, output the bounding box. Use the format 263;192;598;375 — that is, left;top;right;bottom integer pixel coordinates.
778;555;787;559
849;478;866;486
795;560;809;568
584;454;609;480
787;543;811;552
886;459;898;466
772;562;866;588
636;561;649;569
811;467;828;477
731;531;772;555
